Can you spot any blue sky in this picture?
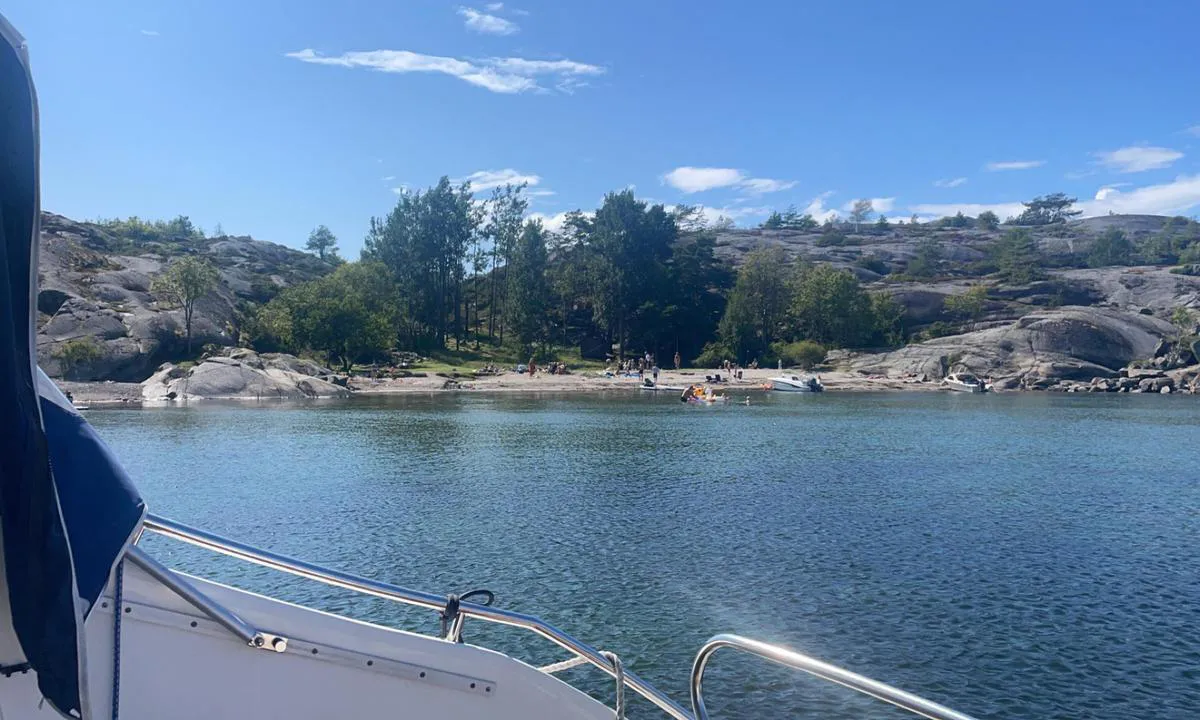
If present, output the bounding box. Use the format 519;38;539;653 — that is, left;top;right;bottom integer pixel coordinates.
8;0;1200;256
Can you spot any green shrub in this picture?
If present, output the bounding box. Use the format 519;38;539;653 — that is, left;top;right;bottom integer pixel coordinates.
694;342;733;368
771;340;826;369
53;337;103;379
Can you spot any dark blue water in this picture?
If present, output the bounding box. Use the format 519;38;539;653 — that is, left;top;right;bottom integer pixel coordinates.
87;393;1200;719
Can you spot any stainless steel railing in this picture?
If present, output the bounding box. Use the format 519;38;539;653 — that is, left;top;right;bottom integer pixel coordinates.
690;634;980;720
140;514;693;720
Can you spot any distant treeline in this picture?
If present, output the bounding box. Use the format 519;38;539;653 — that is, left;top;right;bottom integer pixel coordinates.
98;186;1200;371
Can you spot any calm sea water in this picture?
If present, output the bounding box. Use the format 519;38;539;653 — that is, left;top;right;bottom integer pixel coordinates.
87;392;1200;719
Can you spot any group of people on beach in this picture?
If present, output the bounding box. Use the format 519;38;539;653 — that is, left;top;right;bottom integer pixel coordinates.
524;359;569;375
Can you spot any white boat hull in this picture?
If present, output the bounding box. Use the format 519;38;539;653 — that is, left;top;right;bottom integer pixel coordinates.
770;377;822;392
0;559;612;720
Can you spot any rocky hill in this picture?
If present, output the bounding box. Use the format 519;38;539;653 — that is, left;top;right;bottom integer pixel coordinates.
709;214;1200;390
36;213;335;381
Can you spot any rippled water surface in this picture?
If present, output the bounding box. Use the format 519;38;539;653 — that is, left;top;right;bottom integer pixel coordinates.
87;392;1200;719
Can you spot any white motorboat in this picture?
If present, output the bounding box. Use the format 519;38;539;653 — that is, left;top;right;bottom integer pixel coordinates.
943;372;987;393
770;374;824;392
0;16;980;720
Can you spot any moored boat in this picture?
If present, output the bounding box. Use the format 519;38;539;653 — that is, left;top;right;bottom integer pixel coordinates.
943;372;987;393
770;374;824;392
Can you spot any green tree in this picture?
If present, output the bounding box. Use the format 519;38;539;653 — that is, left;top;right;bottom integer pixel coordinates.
717;246;790;361
943;285;988;329
977;211;1000;230
363;177;479;350
1088;227;1133;267
306;225;339;260
875;214;890;231
505;221;549;351
906;238;943;278
1015;193;1081;225
263;262;397;372
849;199;873;231
993;228;1043;284
938;211;971;229
484;184;528;344
789;265;877;348
762;211;784;229
151;256;219;354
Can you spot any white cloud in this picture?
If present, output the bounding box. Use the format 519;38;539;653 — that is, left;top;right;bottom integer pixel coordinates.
662;167;745;193
908;201;1025;221
1080;175;1200;217
1092;145;1183;173
800;191;839;223
984;160;1046;171
1184;126;1200;138
1093;184;1129;201
140;29;159;36
528;211;586;234
661;167;798;195
526;189;556;197
285;48;603;94
933;177;967;188
485;2;504;10
458;7;518;35
381;175;395;181
739;177;797;194
391;185;410;195
457;168;542;191
842;197;895;214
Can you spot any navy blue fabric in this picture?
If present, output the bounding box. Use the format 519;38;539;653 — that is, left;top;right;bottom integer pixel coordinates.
0;23;143;717
40;395;145;613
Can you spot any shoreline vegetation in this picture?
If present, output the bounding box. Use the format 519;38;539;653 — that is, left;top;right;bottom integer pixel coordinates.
36;184;1200;402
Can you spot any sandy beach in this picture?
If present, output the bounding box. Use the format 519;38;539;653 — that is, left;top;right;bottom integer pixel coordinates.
56;367;941;406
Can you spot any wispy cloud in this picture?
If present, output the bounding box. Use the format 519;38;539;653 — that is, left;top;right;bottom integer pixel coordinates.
739;177;797;195
457;7;518;35
984;160;1045;171
381;175;395;181
1092;145;1183;173
933;177;967;188
140;29;159;37
1080;175;1200;216
485;2;504;10
661;166;796;195
457;168;542;191
801;191;839;223
662;167;744;193
842;197;895;214
1184;125;1200;138
285;48;603;94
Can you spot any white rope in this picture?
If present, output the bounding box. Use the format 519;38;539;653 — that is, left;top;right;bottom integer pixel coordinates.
600;650;625;720
538;656;589;674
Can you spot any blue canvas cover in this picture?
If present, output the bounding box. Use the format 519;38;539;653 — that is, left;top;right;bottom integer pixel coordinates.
0;16;145;718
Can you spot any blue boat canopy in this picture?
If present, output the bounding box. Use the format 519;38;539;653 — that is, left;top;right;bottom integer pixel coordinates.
0;16;145;718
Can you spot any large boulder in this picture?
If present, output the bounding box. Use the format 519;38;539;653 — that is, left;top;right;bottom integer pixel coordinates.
849;306;1175;384
142;349;348;401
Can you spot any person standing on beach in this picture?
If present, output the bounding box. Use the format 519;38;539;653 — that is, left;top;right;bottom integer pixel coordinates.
652;365;659;384
674;351;681;370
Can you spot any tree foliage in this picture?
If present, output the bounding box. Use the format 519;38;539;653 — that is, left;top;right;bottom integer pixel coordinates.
1088;227;1133;267
151;256;219;354
976;211;1000;230
944;285;988;328
256;262;397;372
1015;193;1081;225
849;199;873;230
906;238;943;278
993;228;1043;283
305;225;339;260
53;338;103;380
718;247;790;361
